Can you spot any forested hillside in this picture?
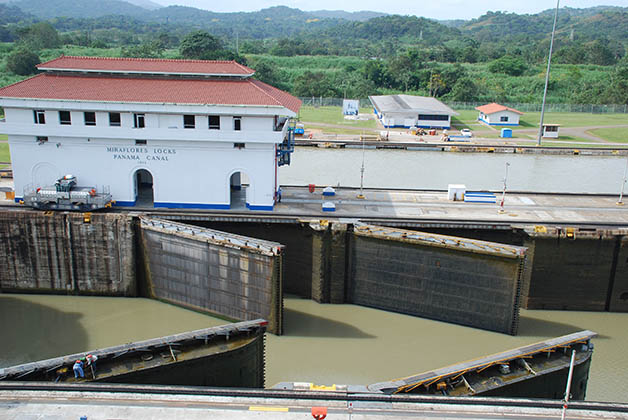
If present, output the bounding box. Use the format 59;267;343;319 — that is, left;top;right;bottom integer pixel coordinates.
0;1;625;105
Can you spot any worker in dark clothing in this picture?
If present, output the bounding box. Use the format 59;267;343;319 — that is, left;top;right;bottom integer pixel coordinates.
73;359;85;379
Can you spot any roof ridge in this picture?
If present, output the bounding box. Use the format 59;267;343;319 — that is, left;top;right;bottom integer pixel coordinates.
39;55;255;69
248;79;284;108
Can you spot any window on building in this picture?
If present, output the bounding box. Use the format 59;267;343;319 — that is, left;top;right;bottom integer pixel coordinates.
234;143;245;149
135;140;147;145
418;114;449;121
84;112;96;126
233;116;241;131
109;112;121;127
134;113;145;128
208;115;220;130
33;110;46;124
36;136;48;144
545;125;558;132
183;114;195;129
59;111;71;125
500;116;509;122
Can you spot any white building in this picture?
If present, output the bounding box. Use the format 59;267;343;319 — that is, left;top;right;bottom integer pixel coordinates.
369;95;458;129
475;103;523;126
0;56;301;211
542;124;561;139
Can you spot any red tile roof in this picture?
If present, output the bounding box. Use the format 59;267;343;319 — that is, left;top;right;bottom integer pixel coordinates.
0;74;301;113
475;103;523;115
37;56;255;76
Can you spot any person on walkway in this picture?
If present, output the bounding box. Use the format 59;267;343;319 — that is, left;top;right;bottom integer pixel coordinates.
73;359;84;379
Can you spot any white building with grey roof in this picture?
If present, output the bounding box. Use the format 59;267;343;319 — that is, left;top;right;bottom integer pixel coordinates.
369;95;458;129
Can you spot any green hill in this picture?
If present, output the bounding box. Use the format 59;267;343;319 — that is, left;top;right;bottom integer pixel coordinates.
11;0;148;18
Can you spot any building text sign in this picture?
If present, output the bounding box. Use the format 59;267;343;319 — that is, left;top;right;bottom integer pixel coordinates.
106;146;176;162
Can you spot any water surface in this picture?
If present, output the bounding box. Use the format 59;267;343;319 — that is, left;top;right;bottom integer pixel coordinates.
1;294;626;403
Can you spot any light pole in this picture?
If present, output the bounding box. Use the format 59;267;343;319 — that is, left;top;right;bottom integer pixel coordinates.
498;162;510;214
617;156;628;205
357;131;366;199
561;350;576;420
537;0;560;146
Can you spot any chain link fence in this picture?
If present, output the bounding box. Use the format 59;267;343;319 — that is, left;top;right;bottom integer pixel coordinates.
299;97;628;114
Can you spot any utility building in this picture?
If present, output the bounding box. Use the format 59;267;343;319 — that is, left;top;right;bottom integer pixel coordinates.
0;56;301;210
369;94;458;129
476;103;523;126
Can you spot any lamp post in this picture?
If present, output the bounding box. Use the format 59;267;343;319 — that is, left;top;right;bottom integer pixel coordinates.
498;162;510;214
561;350;576;420
537;0;560;146
357;131;366;199
617;157;628;205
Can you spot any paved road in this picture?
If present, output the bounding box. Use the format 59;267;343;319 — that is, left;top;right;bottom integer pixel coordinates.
2;389;627;420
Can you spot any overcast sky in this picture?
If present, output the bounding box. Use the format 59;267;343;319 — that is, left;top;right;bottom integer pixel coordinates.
151;0;628;19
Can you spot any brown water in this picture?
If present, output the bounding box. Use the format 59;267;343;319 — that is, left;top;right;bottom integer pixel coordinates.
279;148;628;194
1;294;626;403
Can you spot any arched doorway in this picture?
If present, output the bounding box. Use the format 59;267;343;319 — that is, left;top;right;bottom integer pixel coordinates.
134;169;154;207
229;171;249;209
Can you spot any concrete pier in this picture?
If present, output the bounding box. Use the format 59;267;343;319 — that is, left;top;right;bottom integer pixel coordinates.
2;384;628;420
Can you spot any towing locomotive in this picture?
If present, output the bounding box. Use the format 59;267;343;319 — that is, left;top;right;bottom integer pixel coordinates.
23;175;114;211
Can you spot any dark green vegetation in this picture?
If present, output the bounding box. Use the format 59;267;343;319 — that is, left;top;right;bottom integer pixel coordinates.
0;1;626;104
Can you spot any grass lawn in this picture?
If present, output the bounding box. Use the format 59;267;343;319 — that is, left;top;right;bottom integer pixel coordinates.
0;142;10;162
451;110;493;132
516;112;628;129
304;123;379;136
298;106;377;129
297;106;628;145
587;128;628;143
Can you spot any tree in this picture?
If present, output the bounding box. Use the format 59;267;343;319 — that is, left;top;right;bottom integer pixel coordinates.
362;59;390;88
488;55;526;76
586;39;616;66
292;71;338;97
121;41;164;58
16;22;61;50
448;77;480;102
249;59;279;86
6;48;40;75
179;31;222;60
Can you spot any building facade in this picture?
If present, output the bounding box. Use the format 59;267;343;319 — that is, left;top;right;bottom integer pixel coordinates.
369;95;458;129
0;56;301;210
475;103;523;126
542;124;560;139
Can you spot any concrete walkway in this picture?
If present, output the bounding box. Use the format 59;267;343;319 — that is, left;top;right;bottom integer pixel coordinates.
275;186;628;226
3;180;628;226
2;389;627;420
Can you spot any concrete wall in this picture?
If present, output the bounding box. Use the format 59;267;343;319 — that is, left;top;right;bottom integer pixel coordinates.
608;236;628;312
347;225;526;335
140;218;284;334
0;210;136;295
523;230;628;311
